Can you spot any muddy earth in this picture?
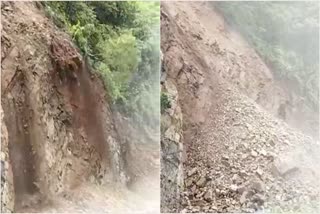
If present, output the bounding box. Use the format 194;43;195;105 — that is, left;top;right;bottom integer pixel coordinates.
1;2;159;213
160;2;319;213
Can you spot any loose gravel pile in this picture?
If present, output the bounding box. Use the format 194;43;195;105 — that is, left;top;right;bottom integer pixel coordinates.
181;83;320;213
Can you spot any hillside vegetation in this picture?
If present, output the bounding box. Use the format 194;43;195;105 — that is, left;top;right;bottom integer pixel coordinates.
215;2;319;111
44;1;160;128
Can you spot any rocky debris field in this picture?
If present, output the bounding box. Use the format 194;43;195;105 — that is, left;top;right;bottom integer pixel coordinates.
181;82;320;213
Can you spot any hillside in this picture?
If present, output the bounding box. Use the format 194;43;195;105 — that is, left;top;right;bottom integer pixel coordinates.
160;2;319;213
1;2;159;213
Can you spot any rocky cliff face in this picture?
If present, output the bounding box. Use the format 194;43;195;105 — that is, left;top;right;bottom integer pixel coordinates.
1;105;14;213
161;77;184;212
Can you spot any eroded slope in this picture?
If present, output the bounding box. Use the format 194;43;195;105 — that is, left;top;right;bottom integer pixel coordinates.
161;2;319;213
1;2;159;213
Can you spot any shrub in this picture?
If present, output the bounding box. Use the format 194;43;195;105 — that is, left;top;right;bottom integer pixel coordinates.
161;92;171;114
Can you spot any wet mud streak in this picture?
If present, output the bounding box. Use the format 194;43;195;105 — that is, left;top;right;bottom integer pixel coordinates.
4;85;38;210
61;58;110;170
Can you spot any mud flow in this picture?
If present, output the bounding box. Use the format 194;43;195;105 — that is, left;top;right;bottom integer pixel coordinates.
1;67;39;209
63;60;109;161
6;104;39;210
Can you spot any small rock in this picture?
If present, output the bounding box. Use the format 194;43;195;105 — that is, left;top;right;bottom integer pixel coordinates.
204;191;212;202
232;174;241;184
237;184;246;194
221;160;230;167
191;185;197;193
230;184;238;192
239;170;247;177
240;191;248;204
241;153;248;159
251;150;258;157
193;199;206;206
275;194;282;200
222;154;229;160
203;205;210;211
196;192;204;198
211;205;218;211
266;152;276;160
3;6;13;12
272;156;299;177
252;193;265;206
215;188;220;194
256;167;264;177
239;133;247;140
188;168;198;177
0;152;6;160
185;178;194;187
89;175;95;183
4;161;9;170
180;208;188;213
249;179;265;193
268;139;275;146
196;176;207;187
259;149;267;156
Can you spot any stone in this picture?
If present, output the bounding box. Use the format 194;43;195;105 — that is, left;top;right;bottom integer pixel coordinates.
241;153;248;159
191;185;197;193
196;192;204;198
185;178;194;187
252;193;265;206
230;184;238;192
249;179;265;193
204;191;212;202
0;152;5;160
259;149;267;156
239;133;247;140
193;199;206;207
246;124;253;131
268;139;275;146
89;175;95;183
222;154;229;160
256;167;264;177
221;160;230;167
4;161;9;170
196;176;207;187
240;191;248;204
272;156;299;177
251;150;258;157
239;170;247;177
266;152;276;161
3;5;13;12
175;133;181;142
188;168;198;177
180;208;188;213
232;174;241;184
237;184;246;194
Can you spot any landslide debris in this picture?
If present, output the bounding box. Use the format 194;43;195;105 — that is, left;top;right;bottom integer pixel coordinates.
161;1;320;213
